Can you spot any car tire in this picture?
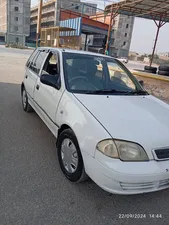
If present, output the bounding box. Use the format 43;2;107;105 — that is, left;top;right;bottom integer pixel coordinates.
57;128;88;182
144;69;156;74
21;88;33;112
158;70;169;76
158;65;169;72
144;66;157;74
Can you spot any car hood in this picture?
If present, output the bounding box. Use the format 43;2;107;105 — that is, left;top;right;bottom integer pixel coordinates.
74;94;169;159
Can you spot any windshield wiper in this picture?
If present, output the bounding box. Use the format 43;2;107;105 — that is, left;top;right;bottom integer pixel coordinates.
127;90;148;95
85;89;148;95
85;89;131;94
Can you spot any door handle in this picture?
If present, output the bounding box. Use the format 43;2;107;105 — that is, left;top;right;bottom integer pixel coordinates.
36;84;40;90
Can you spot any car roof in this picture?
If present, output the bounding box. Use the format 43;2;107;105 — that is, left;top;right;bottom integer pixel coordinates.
37;47;115;59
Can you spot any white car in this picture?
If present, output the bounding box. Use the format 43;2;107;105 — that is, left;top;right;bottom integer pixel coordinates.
21;47;169;195
118;57;128;64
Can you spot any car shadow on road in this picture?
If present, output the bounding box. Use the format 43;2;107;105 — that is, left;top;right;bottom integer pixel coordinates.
1;82;169;225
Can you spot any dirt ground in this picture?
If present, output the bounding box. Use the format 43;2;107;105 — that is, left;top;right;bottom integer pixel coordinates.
135;75;169;103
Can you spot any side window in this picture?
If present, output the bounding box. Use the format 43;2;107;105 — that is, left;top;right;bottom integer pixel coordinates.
34;51;48;75
29;52;40;73
42;52;59;75
30;51;48;75
26;49;38;68
41;52;61;88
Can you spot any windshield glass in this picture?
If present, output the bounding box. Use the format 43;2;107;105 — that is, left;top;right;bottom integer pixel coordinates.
63;53;147;95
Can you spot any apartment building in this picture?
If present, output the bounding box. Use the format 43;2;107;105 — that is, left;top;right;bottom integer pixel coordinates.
30;0;96;35
0;0;31;45
111;14;135;57
91;14;134;57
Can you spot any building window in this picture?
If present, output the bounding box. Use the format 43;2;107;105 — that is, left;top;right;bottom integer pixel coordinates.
14;26;18;31
15;17;18;21
123;41;126;46
16;37;19;43
126;24;129;28
124;33;127;37
15;7;19;11
15;0;19;1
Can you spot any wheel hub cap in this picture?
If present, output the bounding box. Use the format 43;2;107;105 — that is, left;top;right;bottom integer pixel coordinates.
61;138;78;173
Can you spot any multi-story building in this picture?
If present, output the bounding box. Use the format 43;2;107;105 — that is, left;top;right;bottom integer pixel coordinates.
91;14;134;57
30;0;97;35
0;0;31;45
111;14;135;57
70;2;97;16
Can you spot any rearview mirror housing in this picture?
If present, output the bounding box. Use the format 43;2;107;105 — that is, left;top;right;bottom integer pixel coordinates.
139;80;144;86
40;74;60;89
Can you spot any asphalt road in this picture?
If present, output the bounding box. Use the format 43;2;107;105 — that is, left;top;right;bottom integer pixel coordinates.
0;47;169;225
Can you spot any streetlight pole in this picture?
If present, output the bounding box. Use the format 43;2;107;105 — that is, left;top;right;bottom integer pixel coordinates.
36;0;43;48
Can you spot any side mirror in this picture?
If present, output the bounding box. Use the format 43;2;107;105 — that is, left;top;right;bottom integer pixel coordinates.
139;80;144;86
40;74;60;89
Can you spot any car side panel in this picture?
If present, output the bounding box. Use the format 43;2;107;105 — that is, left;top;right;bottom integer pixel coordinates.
24;66;38;99
28;96;58;137
55;91;111;157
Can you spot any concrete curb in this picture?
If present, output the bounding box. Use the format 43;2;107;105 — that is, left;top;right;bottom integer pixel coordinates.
131;70;169;82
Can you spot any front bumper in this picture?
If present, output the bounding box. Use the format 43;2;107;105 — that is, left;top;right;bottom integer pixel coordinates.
83;151;169;195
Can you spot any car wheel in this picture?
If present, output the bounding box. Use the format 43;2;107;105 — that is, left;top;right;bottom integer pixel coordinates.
57;129;88;182
21;88;33;112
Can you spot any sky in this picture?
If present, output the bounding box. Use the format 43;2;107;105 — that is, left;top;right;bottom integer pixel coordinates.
31;0;169;54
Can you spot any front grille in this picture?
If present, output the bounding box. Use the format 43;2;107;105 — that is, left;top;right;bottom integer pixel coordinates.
154;148;169;160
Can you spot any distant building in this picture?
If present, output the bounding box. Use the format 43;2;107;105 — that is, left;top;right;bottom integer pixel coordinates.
30;0;96;34
0;0;31;45
111;14;135;57
158;52;169;58
70;2;97;16
129;51;139;61
90;13;134;57
29;0;100;49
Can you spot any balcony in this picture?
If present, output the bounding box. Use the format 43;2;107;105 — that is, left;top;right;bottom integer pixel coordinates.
41;16;55;23
30;7;55;18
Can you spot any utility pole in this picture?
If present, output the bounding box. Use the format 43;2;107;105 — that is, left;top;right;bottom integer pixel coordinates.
36;0;43;48
105;6;113;54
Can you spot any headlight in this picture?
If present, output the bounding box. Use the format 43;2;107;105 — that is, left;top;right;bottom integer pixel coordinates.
96;139;119;158
96;139;149;161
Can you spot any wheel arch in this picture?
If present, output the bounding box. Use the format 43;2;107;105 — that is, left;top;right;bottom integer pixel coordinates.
57;124;74;144
56;124;81;152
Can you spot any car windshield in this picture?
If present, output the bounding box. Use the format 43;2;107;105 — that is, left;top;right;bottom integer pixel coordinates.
63;53;147;95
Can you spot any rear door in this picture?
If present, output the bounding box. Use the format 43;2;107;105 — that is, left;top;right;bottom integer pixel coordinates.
24;49;39;99
24;49;48;99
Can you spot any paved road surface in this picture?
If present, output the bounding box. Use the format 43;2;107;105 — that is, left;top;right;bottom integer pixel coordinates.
127;61;145;70
0;48;168;225
0;45;33;56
